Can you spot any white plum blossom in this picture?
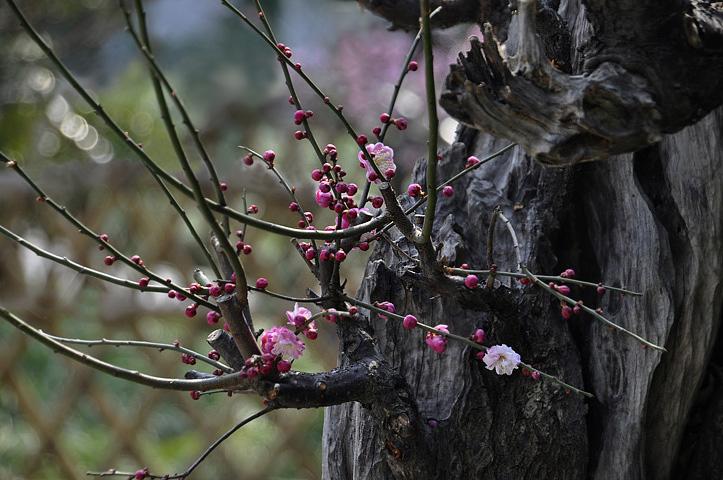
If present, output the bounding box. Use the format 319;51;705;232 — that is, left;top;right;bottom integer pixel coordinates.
358;142;396;183
483;344;521;375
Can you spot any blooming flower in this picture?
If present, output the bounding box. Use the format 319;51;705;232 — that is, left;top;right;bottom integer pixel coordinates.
425;324;449;354
482;344;521;375
286;303;312;328
260;326;305;361
285;303;318;339
358;142;396;183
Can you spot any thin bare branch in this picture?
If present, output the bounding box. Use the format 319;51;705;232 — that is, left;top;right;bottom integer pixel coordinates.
0;307;248;391
1;153;217;311
220;0;417;242
4;1;388;242
45;334;232;372
127;0;230;238
419;0;440;246
444;267;643;296
494;211;664;351
87;406;274;479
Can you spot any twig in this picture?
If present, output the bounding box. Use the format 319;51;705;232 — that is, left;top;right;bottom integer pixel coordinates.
496;212;523;272
5;1;386;242
494;211;665;351
379;8;442;142
291;238;319;277
246;285;331;303
171;406;275;478
237;145;317;234
1;153;217;311
0;307;248;391
86;407;274;479
126;0;230;236
127;0;224;277
360;6;442;208
444;267;643;296
418;0;439;246
0;225;156;292
486;207;500;269
44;334;233;373
343;295;593;397
120;4;246;308
240;188;249;241
210;236;260;359
524;268;666;351
485;206;500;288
250;1;332;176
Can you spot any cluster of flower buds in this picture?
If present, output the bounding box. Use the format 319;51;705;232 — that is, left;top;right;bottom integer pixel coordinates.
300;240;354;263
234;231;254;255
276;42;293;58
372;113;408;138
310;144;359;213
239;352;291;379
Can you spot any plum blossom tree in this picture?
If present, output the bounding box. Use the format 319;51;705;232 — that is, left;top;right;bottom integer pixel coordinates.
1;0;722;479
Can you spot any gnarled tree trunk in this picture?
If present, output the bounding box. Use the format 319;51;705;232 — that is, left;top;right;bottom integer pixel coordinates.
323;1;723;478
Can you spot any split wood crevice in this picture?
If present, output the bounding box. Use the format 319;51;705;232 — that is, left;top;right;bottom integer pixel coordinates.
362;0;723;165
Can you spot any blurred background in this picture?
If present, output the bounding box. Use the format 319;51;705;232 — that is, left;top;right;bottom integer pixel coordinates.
0;1;473;478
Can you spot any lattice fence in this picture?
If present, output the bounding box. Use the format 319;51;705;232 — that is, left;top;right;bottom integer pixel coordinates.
0;308;323;480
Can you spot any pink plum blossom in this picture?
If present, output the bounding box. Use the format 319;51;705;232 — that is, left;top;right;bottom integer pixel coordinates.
482;344;521;375
260;326;305;361
358;142;396;183
425;324;449;354
286;303;318;339
286;303;312;328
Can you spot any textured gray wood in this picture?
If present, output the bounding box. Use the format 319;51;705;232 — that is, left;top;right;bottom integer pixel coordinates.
323;135;589;479
323;1;723;478
440;0;723;165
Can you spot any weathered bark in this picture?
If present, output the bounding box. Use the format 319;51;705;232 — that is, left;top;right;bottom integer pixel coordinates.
324;1;723;478
439;0;723;165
